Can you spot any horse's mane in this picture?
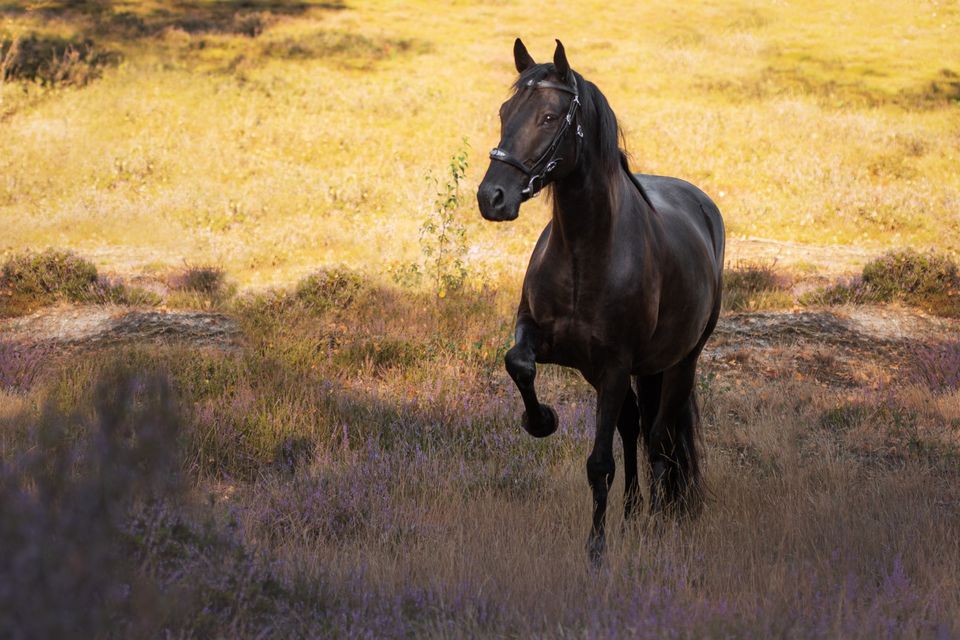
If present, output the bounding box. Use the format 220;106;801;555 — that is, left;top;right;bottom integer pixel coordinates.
513;64;654;210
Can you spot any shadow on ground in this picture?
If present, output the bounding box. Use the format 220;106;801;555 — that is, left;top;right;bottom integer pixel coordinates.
1;1;346;39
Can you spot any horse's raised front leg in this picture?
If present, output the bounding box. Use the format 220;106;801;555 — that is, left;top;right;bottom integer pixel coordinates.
504;317;557;438
586;370;630;564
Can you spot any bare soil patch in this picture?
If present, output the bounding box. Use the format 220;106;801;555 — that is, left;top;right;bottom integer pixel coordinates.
0;304;239;350
3;302;957;392
708;305;960;387
725;237;878;277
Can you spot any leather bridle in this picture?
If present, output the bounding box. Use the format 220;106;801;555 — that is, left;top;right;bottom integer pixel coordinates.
489;75;584;201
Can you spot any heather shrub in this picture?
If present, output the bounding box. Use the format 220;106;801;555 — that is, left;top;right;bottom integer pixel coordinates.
722;260;793;311
862;249;959;302
906;341;960;393
257;443;398;544
0;34;118;87
169;265;227;296
0;366;182;638
0;341;52;393
802;249;960;317
0;250;160;316
1;249;98;302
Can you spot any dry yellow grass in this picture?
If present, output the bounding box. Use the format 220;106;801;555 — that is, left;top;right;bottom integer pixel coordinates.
1;0;959;288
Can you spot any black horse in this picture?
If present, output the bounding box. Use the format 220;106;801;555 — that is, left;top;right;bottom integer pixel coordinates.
477;39;725;561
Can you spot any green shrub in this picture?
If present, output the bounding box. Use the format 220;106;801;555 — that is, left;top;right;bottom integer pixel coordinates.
393;143;471;298
294;267;366;313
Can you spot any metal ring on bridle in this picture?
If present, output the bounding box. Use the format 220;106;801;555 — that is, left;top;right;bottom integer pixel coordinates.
489;75;583;201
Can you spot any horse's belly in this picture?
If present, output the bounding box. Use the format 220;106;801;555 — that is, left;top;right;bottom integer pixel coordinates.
631;306;712;373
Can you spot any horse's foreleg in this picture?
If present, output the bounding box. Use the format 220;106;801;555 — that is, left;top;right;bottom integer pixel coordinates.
616;385;641;521
586;371;630;564
504;318;557;438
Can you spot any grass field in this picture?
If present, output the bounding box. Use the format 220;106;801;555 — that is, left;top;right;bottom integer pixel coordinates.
2;1;960;637
2;0;959;287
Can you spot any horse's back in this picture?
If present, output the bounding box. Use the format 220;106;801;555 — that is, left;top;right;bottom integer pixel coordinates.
633;173;725;271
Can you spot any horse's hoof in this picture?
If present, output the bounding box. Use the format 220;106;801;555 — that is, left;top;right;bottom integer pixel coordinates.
587;534;605;567
522;404;558;438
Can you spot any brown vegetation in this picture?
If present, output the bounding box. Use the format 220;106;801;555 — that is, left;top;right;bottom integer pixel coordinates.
1;256;957;637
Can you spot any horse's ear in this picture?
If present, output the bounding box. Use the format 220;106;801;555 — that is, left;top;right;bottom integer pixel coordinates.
553;39;570;79
514;38;535;73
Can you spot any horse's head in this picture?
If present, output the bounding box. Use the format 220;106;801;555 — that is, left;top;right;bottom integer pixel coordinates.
477;39;583;222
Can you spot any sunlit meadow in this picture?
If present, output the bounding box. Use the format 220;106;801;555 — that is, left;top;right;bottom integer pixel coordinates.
3;0;959;285
1;1;959;637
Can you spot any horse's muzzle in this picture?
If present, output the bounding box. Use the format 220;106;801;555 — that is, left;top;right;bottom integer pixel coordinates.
477;183;520;222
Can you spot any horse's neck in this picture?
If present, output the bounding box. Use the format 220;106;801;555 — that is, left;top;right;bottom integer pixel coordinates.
550;167;627;254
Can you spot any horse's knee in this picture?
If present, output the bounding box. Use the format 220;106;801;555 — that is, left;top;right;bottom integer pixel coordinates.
504;346;535;386
586;453;615;490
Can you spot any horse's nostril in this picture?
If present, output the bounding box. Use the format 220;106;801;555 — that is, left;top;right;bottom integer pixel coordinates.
492;187;505;208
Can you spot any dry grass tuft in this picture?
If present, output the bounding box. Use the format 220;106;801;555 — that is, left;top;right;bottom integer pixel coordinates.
166;264;233;309
723;260;793;311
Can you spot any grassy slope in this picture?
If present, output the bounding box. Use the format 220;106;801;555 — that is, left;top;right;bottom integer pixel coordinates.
1;0;959;288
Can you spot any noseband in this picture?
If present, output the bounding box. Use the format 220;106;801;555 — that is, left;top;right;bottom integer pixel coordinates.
489;75;584;201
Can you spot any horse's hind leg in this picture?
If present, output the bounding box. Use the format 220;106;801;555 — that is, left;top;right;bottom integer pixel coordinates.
637;371;662;448
504;316;557;438
636;372;662;512
616;383;641;521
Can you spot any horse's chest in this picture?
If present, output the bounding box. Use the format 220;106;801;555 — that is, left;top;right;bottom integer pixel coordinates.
528;286;614;365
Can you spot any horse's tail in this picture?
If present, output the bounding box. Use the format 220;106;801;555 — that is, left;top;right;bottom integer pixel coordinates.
674;389;705;517
673;306;719;516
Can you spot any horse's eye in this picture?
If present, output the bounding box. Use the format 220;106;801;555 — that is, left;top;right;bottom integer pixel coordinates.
543;114;557;125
